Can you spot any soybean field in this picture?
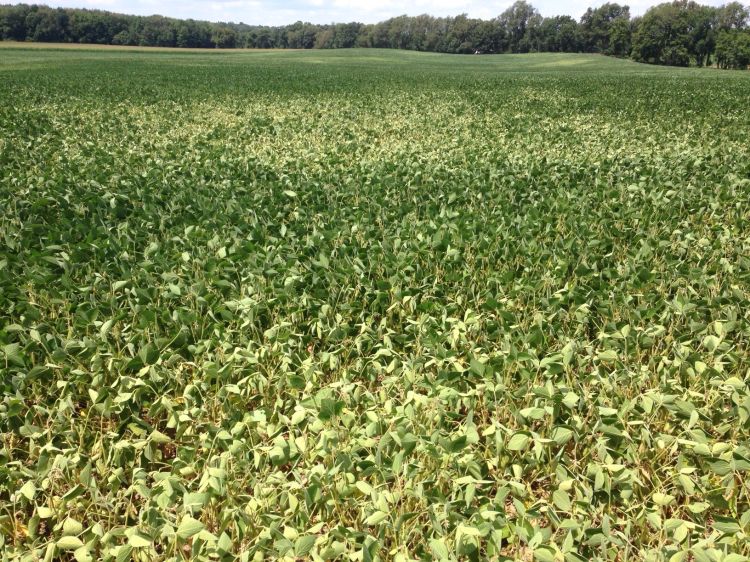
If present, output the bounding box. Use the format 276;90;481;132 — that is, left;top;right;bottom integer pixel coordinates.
1;46;750;562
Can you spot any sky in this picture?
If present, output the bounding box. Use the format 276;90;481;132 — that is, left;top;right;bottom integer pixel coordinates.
44;0;731;26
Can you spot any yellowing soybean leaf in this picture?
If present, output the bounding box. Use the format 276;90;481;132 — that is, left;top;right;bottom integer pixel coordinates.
56;536;84;551
364;511;388;525
653;493;675;506
176;516;205;539
507;432;531;451
429;539;450;559
19;481;36;500
128;534;152;548
553;489;572;511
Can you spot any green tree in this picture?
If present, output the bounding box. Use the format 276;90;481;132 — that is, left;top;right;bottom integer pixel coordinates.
176;20;213;48
0;4;31;40
580;3;631;56
211;26;237;48
715;28;750;67
716;1;749;30
498;0;542;53
286;21;319;49
631;1;718;66
690;5;718;66
24;6;68;43
139;15;176;47
539;16;581;52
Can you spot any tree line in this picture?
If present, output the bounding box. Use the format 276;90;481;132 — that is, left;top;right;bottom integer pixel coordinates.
1;1;749;69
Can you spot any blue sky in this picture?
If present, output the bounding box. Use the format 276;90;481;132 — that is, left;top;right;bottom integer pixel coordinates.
45;0;731;26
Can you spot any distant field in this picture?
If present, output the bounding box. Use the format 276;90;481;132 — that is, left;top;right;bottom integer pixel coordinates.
1;41;725;71
1;47;749;562
0;40;292;53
